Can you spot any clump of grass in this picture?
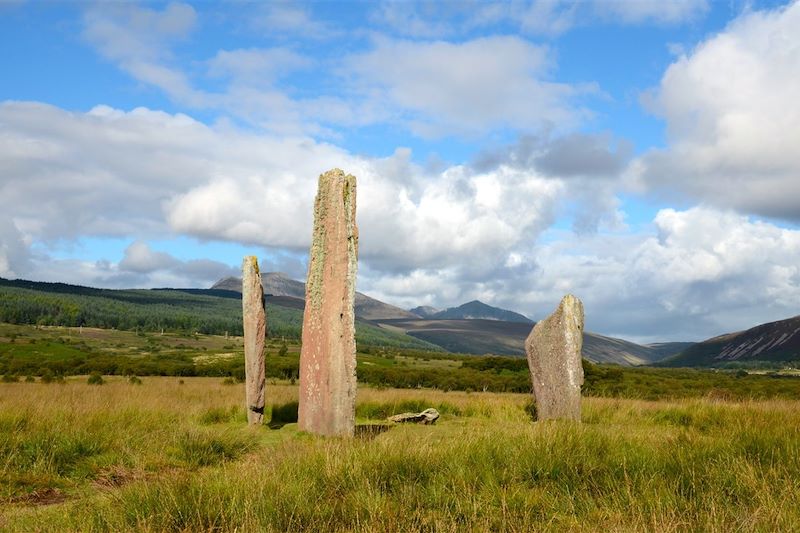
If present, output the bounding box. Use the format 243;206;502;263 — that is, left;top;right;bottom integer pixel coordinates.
172;429;257;467
198;406;241;425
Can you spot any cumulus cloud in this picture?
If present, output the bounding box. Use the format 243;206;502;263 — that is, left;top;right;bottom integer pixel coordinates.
118;240;178;273
345;36;593;137
3;99;799;339
0;101;565;287
0;218;31;278
636;2;800;220
117;240;238;286
359;206;800;342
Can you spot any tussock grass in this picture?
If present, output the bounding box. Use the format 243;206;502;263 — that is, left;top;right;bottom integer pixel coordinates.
1;379;799;531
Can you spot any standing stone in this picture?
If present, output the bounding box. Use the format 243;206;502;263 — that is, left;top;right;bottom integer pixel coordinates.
298;169;359;437
525;294;584;421
242;256;266;425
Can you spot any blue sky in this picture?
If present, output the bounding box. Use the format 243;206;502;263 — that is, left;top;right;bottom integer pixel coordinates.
1;0;800;342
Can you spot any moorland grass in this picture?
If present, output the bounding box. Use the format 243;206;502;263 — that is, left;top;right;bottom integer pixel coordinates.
1;379;799;531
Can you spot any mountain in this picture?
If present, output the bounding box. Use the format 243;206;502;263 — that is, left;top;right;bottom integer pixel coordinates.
409;305;440;318
211;273;417;320
661;315;800;367
431;300;532;323
374;318;675;366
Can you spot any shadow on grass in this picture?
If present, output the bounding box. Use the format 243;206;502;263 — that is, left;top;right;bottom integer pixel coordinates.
267;401;393;439
355;424;392;440
268;401;298;429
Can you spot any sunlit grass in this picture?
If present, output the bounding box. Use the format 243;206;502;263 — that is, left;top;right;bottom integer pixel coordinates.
2;378;799;531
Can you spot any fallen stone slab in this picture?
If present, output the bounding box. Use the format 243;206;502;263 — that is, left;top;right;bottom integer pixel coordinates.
388;408;440;425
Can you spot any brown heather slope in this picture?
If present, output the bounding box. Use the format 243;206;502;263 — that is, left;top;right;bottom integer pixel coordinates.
662;314;800;367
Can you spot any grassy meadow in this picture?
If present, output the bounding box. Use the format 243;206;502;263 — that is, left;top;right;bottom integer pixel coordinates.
2;377;800;531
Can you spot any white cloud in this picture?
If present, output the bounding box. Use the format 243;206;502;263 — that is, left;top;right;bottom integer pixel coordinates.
250;2;338;38
118;240;178;273
359;206;800;341
0;219;30;278
370;0;708;38
345;36;592;137
207;48;311;82
0;101;565;290
601;0;708;25
636;2;800;220
3;100;798;340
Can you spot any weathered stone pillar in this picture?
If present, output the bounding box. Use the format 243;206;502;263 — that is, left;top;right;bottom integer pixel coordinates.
298;168;358;436
242;256;266;425
525;294;584;421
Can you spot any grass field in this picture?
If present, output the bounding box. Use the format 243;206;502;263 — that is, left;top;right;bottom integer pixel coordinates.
2;378;799;531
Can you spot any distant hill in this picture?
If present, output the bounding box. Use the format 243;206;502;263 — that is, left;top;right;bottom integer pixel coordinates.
661;315;800;367
1;276;696;366
211;273;417;320
375;318;679;366
646;342;696;361
0;277;439;351
409;305;440;318
431;300;532;323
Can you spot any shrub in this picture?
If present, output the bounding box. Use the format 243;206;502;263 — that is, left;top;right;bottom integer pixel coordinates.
278;343;288;357
88;372;104;385
128;375;143;385
2;374;19;383
24;375;36;383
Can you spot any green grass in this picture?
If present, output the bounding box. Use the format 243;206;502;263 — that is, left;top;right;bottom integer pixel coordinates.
1;379;800;531
4;323;800;399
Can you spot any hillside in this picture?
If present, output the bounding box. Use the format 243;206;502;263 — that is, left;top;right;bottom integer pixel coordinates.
0;278;439;351
431;300;532;323
662;315;800;367
375;318;684;366
212;273;417;320
0;277;693;365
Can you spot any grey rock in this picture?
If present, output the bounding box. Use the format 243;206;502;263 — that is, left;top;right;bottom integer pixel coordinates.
525;294;584;421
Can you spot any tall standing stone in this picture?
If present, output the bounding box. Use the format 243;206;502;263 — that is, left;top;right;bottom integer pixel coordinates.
242;256;266;425
525;294;584;421
298;169;358;437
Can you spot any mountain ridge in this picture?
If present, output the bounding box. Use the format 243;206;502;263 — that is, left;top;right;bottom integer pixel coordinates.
212;273;417;320
661;315;800;367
